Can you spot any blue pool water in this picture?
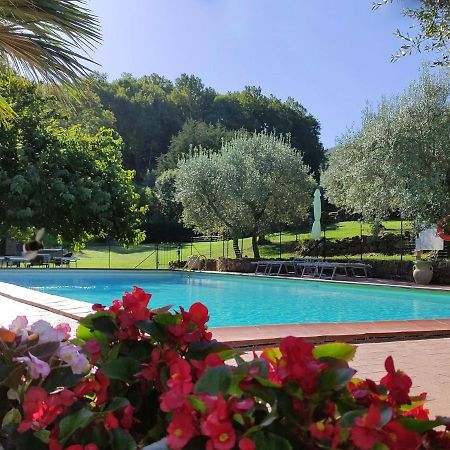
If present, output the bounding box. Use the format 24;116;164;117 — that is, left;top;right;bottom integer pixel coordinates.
0;270;449;327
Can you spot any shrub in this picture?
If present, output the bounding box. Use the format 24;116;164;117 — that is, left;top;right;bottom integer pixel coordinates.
0;288;448;449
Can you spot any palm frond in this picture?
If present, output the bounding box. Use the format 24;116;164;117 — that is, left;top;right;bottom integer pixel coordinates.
0;0;101;84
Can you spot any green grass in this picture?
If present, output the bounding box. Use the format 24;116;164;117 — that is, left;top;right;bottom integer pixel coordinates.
74;220;412;269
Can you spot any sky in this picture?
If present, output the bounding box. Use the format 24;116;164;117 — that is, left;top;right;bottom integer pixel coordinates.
87;0;434;149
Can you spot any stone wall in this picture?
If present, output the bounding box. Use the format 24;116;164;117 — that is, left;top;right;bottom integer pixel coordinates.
171;256;450;284
213;257;450;284
297;233;412;257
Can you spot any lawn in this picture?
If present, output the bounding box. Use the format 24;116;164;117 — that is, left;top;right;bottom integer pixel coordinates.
74;220;412;269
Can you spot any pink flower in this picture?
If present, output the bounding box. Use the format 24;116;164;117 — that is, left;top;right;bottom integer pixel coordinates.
14;353;50;379
57;343;90;374
55;323;71;339
9;316;29;342
31;320;66;343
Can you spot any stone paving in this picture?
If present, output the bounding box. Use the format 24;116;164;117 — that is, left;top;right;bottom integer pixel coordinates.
353;338;450;418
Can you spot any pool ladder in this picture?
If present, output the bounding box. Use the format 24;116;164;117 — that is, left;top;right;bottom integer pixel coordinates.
183;254;206;271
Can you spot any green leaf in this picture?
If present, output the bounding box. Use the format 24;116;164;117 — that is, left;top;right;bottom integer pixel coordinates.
34;429;50;444
262;347;282;364
253;375;281;388
379;407;393;427
76;324;108;345
194;366;232;395
250;431;292;450
188;395;207;413
43;366;84;393
187;340;233;360
235;358;269;378
135;320;167;341
100;357;141;382
92;315;118;337
320;368;356;390
399;400;427;413
58;408;93;444
2;408;21;426
105;397;130;412
313;343;356;362
340;410;365;427
79;311;117;337
28;341;61;359
373;444;389;450
154;314;180;326
111;428;137;450
398;417;444;433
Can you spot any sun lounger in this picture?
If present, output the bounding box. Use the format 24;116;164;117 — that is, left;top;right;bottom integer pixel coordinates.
53;255;79;268
5;256;27;268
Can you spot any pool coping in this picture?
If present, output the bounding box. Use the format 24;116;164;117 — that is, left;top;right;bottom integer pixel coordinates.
1;274;450;348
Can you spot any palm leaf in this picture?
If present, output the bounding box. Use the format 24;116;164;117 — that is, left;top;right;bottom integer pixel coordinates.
0;0;101;84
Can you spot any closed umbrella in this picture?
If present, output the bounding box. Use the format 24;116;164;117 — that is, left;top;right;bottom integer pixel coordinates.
311;188;321;241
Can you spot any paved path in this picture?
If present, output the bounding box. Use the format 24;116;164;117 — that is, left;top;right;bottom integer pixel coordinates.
353;338;450;418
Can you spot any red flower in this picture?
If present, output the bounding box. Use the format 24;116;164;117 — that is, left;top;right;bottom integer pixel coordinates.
383;421;422;449
191;352;224;378
84;339;102;364
350;404;383;450
104;412;119;430
18;387;76;432
115;287;152;340
238;437;255;450
160;357;193;412
120;405;135;430
276;336;325;395
380;356;412;406
167;303;212;344
74;371;109;405
167;408;198;450
201;419;235;450
92;304;105;311
108;299;122;312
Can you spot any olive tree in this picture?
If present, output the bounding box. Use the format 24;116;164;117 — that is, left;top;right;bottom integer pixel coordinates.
175;132;315;258
322;70;450;227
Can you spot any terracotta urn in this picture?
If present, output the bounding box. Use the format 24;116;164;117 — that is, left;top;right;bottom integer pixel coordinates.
412;260;433;285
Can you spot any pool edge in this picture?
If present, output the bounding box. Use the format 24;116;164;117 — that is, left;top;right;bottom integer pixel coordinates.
1;278;450;349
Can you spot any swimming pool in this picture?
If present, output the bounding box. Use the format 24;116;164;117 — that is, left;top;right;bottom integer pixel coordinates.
0;270;449;327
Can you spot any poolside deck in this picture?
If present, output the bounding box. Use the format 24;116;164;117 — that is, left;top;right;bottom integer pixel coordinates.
0;279;449;416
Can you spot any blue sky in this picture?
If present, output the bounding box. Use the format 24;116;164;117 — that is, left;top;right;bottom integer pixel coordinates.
87;0;433;149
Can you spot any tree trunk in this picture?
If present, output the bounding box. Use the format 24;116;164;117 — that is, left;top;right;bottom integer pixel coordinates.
232;237;242;258
252;233;260;259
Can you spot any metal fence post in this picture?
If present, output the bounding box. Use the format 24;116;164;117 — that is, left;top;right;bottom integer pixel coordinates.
360;220;363;261
279;228;282;259
400;219;404;263
155;244;159;269
108;244;111;269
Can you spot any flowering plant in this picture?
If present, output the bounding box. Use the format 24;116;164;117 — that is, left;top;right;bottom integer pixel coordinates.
437;215;450;239
0;287;449;450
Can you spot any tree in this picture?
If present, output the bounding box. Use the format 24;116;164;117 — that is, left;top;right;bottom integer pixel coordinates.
156;119;235;174
0;0;100;118
95;73;184;181
93;74;325;180
374;0;450;66
175;132;315;258
321;70;450;227
0;72;146;248
209;87;325;178
154;169;183;221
